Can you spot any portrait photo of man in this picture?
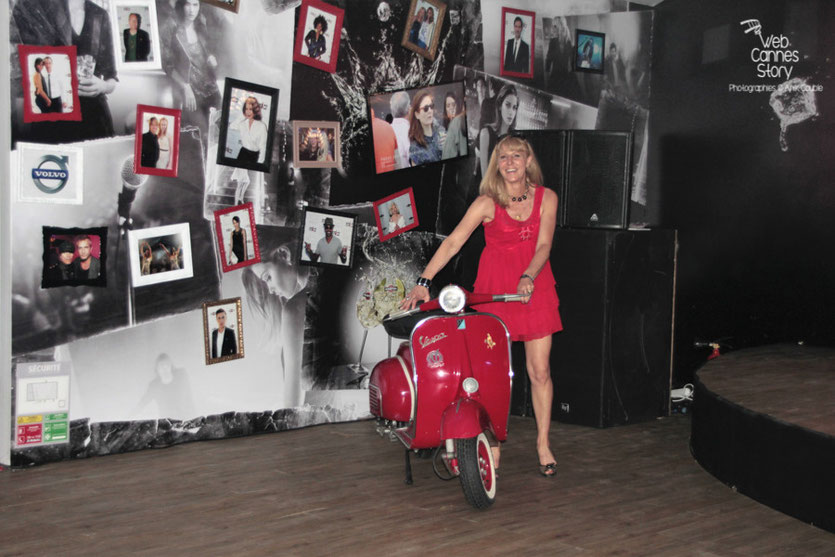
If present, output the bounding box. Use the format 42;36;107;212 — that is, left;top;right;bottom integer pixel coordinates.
141;116;160;168
123;12;151;62
501;9;535;78
504;17;530;73
40;56;68;113
211;308;237;359
202;298;244;365
72;235;101;279
46;239;77;283
304;217;348;265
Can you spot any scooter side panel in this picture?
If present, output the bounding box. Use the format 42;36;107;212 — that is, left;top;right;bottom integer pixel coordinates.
368;356;413;422
461;314;513;441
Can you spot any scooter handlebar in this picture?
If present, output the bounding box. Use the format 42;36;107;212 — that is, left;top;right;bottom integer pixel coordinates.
384;291;524;321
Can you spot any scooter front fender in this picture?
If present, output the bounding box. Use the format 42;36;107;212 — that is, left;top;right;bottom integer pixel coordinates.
440;398;493;440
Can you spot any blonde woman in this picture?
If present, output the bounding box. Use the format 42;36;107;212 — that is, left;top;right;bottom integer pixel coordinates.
387;202;406;233
402;135;562;477
157;117;172;170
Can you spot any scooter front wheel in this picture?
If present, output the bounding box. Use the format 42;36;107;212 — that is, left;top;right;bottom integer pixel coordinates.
456;432;496;509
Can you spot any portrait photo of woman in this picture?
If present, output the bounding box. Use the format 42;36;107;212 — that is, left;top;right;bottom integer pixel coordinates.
215;203;261;272
293;0;344;73
217;79;278;173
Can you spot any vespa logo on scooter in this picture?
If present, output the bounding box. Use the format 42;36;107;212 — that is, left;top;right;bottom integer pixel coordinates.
419;332;447;348
426;349;445;369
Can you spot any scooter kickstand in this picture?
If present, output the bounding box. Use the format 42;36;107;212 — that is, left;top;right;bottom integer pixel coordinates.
404;449;413;485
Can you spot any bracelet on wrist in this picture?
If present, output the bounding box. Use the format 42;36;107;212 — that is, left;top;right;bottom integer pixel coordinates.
416;277;432;289
520;274;534;282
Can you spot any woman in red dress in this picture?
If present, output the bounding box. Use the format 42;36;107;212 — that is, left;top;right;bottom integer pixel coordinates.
402;135;562;476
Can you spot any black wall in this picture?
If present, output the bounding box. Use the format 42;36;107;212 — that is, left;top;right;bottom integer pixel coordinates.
650;0;835;383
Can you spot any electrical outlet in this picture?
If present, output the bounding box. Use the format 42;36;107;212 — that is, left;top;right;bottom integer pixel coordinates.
560;402;570;413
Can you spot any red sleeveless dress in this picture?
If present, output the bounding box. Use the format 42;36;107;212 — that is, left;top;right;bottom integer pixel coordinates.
473;185;563;341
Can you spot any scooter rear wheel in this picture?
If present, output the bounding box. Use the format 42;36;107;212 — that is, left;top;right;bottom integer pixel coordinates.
456;432;496;509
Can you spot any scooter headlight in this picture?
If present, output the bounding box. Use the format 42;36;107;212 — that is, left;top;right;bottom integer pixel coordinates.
439;285;466;314
462;377;479;394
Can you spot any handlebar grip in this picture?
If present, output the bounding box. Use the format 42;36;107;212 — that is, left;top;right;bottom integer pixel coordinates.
384;307;422;321
492;293;529;302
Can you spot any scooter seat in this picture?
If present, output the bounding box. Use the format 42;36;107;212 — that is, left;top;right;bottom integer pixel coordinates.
382;309;449;339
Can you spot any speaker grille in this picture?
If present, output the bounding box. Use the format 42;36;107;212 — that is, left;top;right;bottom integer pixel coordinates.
564;131;632;229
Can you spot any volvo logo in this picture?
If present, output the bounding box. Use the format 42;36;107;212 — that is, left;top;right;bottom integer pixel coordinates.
31;155;70;194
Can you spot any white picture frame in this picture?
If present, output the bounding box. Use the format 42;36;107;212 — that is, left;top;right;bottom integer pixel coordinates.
127;223;194;287
109;0;163;72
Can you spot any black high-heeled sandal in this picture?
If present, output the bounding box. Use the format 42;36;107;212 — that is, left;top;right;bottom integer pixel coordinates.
539;462;557;477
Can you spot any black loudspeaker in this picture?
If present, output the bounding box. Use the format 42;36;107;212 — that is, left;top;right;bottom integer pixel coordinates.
513;130;568;218
548;228;676;427
563;131;632;229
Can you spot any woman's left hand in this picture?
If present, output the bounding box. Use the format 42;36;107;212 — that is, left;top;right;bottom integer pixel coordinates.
517;276;534;304
207;55;218;68
78;76;116;97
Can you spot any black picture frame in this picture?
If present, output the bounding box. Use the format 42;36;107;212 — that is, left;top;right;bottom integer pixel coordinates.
574;29;605;74
216;77;279;173
366;80;469;173
41;226;107;288
298;207;357;269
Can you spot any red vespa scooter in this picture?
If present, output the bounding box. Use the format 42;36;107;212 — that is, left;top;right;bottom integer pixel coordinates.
369;285;526;509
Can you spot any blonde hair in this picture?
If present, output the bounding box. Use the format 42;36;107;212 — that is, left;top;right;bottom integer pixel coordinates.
389;202;400;216
479;135;544;207
158;117;169;137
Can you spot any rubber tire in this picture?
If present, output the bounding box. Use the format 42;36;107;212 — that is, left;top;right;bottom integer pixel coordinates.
456;432;496;509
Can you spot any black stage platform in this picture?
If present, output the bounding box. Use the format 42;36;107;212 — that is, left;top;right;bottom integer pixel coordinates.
692;344;835;533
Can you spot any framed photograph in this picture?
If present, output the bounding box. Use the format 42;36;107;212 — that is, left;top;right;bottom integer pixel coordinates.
500;7;535;79
214;203;261;272
133;104;181;177
15;142;84;205
367;81;468;172
17;45;81;123
201;0;240;13
292;120;341;169
298;207;357;269
109;0;163;72
401;0;446;61
41;226;107;288
373;188;418;242
293;0;344;73
203;297;244;365
575;29;605;74
217;78;279;173
127;223;194;287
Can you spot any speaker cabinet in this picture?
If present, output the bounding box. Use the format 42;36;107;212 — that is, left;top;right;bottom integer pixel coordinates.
563;131;632;229
511;229;676;426
552;228;675;427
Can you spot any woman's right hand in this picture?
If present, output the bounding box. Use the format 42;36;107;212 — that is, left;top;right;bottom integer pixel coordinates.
400;285;430;310
183;85;197;111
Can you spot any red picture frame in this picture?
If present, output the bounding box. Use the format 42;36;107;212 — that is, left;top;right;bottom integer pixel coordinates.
134;104;181;177
373;187;419;242
214;203;262;272
499;7;536;79
293;0;344;74
18;45;82;123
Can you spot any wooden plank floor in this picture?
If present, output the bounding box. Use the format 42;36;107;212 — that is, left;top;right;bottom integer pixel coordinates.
1;415;833;556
